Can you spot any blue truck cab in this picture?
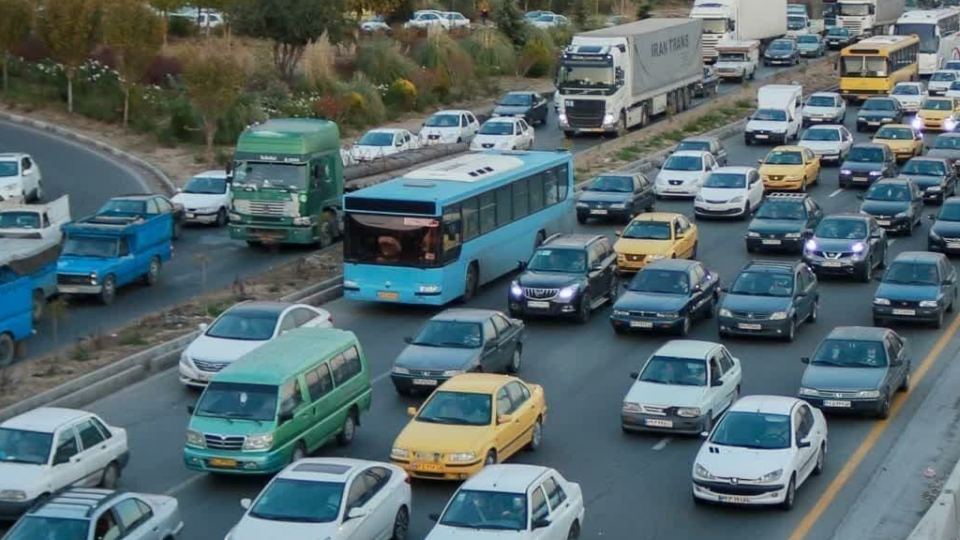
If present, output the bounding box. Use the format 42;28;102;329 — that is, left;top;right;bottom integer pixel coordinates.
0;242;59;366
57;212;173;305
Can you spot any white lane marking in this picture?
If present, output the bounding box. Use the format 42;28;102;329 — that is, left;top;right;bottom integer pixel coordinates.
372;370;392;384
829;189;843;198
652;437;673;451
889;239;896;246
165;473;206;495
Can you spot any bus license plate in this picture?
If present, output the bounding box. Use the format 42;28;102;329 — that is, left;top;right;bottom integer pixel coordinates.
822;261;843;267
876;220;890;226
718;495;751;504
893;309;916;316
738;323;762;330
209;458;237;468
823;400;851;408
645;418;673;428
591;209;608;215
413;379;438;386
630;321;653;328
377;291;399;300
762;239;781;245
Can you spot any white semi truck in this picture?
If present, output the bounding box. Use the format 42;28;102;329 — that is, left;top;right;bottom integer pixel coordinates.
556;19;703;138
837;0;907;37
689;0;788;63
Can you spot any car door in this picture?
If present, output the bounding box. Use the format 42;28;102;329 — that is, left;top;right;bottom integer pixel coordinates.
747;170;764;207
866;219;885;264
291;307;324;328
885;148;899;176
49;426;85;489
675;216;697;258
504;381;538;458
493;385;524;457
339;472;379;540
798;265;818;319
882;333;907;391
492;313;520;370
115;238;139;286
808;148;821;184
910;182;923;219
20;156;37;194
688;264;709;316
717;347;741;408
792;405;817;482
480;318;503;372
913;127;924;154
74;418;113;486
303;363;339;449
840;127;853;155
542;475;577;538
942;256;958;302
112;497;159;540
805;198;824;231
597;238;618;289
465;112;480;137
635;174;654;211
520;119;534;147
713;140;728;166
587;242;611;298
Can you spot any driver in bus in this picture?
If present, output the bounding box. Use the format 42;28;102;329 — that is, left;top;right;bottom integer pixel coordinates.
378;236;402;262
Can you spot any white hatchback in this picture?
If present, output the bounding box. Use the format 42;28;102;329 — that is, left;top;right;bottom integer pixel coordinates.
798;124;854;164
351;129;419;162
654;150;719;197
0;153;42;203
228;458;411;540
426;464;585;540
470;117;535;151
420;110;480;145
172;170;231;226
801;92;846;126
692;395;827;510
928;70;960;96
694;167;765;219
0;408;129;519
890;82;926;113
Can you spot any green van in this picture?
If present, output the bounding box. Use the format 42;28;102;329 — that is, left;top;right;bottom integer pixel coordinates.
182;327;372;474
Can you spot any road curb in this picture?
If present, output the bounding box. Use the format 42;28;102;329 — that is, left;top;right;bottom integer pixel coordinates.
907;458;960;540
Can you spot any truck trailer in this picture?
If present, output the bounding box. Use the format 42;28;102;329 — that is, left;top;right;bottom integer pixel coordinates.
690;0;788;62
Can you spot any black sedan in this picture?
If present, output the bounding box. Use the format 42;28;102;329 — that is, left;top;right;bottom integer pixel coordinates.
492;91;549;125
745;192;824;253
609;259;720;336
873;251;957;328
857;179;924;235
926;132;960;173
799;327;911;419
898;157;958;204
928;196;960;253
97;193;185;239
718;260;819;342
391;308;525;395
763;39;799;66
576;173;655;223
839;143;899;188
803;214;889;282
825;27;853;49
855;97;903;132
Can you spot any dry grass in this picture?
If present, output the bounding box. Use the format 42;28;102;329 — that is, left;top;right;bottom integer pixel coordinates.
302;32;337;86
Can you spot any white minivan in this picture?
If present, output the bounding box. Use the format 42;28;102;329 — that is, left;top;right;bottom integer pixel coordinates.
745;85;803;146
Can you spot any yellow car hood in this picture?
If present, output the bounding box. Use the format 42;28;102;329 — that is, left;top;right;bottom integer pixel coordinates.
614;237;674;255
394;420;491;454
875;138;913;151
759;164;803;176
920;109;953;120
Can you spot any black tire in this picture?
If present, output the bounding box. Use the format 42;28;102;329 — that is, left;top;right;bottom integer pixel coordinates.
607;275;620;303
99;275;117;305
933;308;945;329
703;294;716;319
215;207;228;227
879;245;889;269
577;214;587;224
290;441;307;463
567;521;581;540
575;293;591;324
0;333;16;368
679;314;691;336
877;392;891;419
784;317;797;342
31;290;44;323
100;462;121;489
318;219;335;248
392;506;410;540
462;263;479;302
808;298;819;323
337;409;358;446
858;262;871;283
484;450;497;467
143;257;161;286
780;476;796;511
172;219;182;240
527;418;543;451
900;370;911;392
507;346;522;374
813;444;825;476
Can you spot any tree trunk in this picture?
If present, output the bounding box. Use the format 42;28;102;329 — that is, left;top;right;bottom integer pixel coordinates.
1;53;7;95
204;118;217;164
122;86;130;128
162;12;169;47
66;72;75;113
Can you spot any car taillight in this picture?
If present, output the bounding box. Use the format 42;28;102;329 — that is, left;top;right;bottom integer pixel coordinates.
405;474;411;484
327;315;333;323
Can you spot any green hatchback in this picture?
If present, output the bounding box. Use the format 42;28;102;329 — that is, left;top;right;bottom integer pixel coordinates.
183;327;372;474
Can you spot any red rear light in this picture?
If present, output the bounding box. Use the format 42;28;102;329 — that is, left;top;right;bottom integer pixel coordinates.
328;315;333;323
404;473;411;484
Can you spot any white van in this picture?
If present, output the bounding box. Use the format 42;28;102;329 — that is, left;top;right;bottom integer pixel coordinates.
745;84;803;146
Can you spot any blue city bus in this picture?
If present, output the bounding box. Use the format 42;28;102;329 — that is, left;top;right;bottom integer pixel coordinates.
342;150;575;305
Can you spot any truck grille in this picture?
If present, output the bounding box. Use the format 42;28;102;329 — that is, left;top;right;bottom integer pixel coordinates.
524;287;558;300
204;434;245;450
702;34;721;59
57;274;90;286
564;99;605;129
234;199;295;216
841;20;863;34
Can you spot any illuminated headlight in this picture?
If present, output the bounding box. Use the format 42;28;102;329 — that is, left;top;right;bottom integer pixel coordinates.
759;469;783;483
895;212;907;218
912;117;923;129
293;217;312;226
946;118;958;131
393;366;411;375
874;298;891;305
622;402;642;413
243;433;274;451
718;308;732;317
840;169;852;175
558;113;568;124
344;280;358;288
695;464;716;480
769;311;788;320
442;370;464;377
676;407;701;418
229;213;241;222
798;387;819;396
391;447;410;459
0;490;26;501
557;285;579;300
186;429;206;448
448;451;477;462
729;195;744;203
868;171;882;176
510;282;523;298
880;117;893;122
784;232;801;239
657;311;679;318
609;203;627;209
920;300;940;307
603;113;615;125
576;202;589;208
805;239;817;251
648;254;667;261
929;186;943;192
857;390;881;398
747;231;760;238
418;284;441;294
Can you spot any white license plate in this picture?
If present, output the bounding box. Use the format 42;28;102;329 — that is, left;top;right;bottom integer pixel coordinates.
527;300;550;309
630;321;653;328
590;209;608;215
876;220;890;226
186;213;196;218
738;323;762;330
948;242;960;249
823;400;851;408
413;378;438;386
754;134;769;139
645;418;673;428
822;261;843;267
868;121;880;126
718;495;752;504
892;309;916;316
762;239;781;245
853;177;869;183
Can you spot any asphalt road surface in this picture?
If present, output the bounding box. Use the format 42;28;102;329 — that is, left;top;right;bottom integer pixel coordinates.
51;103;960;540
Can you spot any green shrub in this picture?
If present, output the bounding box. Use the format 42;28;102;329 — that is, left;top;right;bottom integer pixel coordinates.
547;26;576;48
168;16;197;38
493;0;527;48
356;38;418;86
415;32;474;90
383;78;418;114
341;75;387;128
463;28;517;77
167;94;202;143
216;95;266;145
520;30;557;78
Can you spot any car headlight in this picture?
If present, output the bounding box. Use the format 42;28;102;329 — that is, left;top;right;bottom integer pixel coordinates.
874;298;891;305
920;300;939;307
417;284;441;294
622;402;642;413
769;311;789;320
729;195;744;203
784;232;801;239
695;194;705;202
648;254;667;261
393;366;411;374
229;213;241;222
857;390;881;398
293;216;312;226
747;231;760;238
677;407;702;418
695;464;716;480
557;284;579;301
895;212;907;218
657;311;679;318
613;310;629;317
243;433;274;451
391;447;409;459
576;202;588;208
798;387;818;396
609;203;626;209
442;370;464;377
841;169;852;175
186;429;206;448
558;113;567;124
881;117;893;122
760;469;783;483
0;490;27;501
448;451;477;462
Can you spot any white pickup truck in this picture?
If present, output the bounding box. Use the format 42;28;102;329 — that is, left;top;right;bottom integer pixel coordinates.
0;195;70;241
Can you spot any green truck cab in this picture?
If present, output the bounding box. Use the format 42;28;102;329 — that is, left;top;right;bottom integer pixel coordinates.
228;119;344;246
183;327;372;475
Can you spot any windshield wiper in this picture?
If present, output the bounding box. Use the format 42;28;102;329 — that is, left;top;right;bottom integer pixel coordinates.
1;457;42;464
811;360;845;367
410;341;439;347
223;412;264;424
438;341;473;348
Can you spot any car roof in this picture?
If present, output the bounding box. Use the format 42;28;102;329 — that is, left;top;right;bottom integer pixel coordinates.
712;166;753;174
741;260;799;274
432;308;500;323
681;136;717;143
277;458;372;482
937;132;960;139
486;117;521;124
214;328;358;385
926;96;954;102
439;373;522;393
432;109;473;116
873;178;911;186
646;258;699;271
462;464;550;493
28;488;123;520
543;234;602;248
112;194;156;200
943;196;960;206
505;91;536;96
864;96;896;102
730;395;799;415
1;407;92;432
225;301;293;316
825;326;889;341
633;212;684;222
653;339;721;358
891;250;944;264
822;212;870;222
851;142;887;150
0;153;26;161
769;145;806;152
876;124;913;130
805;124;845;130
669;150;709;157
192;170;228;179
365;128;406;135
810;91;840;98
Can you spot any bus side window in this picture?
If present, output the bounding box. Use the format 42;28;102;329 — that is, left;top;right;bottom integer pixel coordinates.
558;165;570;200
544;169;559;206
514;178;530;219
529;174;544;212
442;204;462;263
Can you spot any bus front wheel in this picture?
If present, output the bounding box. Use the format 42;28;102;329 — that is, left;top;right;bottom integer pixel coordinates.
462;263;479;303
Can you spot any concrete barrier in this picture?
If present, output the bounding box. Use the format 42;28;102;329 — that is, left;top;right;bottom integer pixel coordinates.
907;462;960;540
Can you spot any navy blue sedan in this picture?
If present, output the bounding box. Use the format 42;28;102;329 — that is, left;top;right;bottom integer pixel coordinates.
610;259;720;336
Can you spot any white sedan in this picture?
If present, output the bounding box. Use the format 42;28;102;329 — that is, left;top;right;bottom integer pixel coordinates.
694;167;765;219
529;13;570;28
692;395;827;510
228;458;411;540
0;152;42;203
350;128;419;162
622;340;742;434
890;82;926;113
420;109;480;145
178;301;333;387
801;92;846;126
654;150;719;198
426;464;584;540
442;11;471;28
798;125;854;165
928;70;960;96
404;10;448;29
171;170;231;226
470;117;535;151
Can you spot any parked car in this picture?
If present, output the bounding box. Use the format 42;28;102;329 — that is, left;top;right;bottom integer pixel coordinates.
404;10;448;29
718;260;819;342
654;150;719;198
492;91;549;125
889;81;926;113
0;408;129;520
799;327;910;418
798;125;854;165
675;136;728;166
856;97;903;132
694;167;765;219
801;92;846;126
872;124;923;162
824;26;853;48
763;39;800;66
530;13;570;28
838;143;899;188
621;340;741;434
441;11;471;28
350;128;419;162
524;10;554;21
359;16;390;32
796;34;826;57
470;117;535;151
97;193;186;240
228;458;411;540
857;178;924;235
576;172;656;223
695;65;720;97
392;309;524;395
171;170;231;227
745;192;824;253
927;196;960;253
803;214;889;281
898;157;957;203
0;153;42;203
419;109;480;145
873;251;957;328
178;301;333;387
928;69;960;96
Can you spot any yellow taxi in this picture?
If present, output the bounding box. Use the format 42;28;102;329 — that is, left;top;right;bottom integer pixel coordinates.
872;124;923;161
916;97;960;131
613;212;698;274
390;373;547;481
757;146;820;191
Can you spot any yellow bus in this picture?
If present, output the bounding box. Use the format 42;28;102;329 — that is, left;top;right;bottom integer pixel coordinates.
839;35;920;102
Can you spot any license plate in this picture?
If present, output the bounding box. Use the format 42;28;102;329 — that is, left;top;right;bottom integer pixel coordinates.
738;323;762;330
645;418;673;428
630;321;653;328
186;213;195;218
755;134;769;139
876;220;890;226
209;458;237;468
377;291;399;300
412;462;444;472
413;378;438;386
590;209;608;215
868;121;880;126
948;242;960;249
822;261;843;267
823;400;851;408
893;309;916;316
762;239;781;245
527;300;550;309
853;177;869;183
719;495;752;504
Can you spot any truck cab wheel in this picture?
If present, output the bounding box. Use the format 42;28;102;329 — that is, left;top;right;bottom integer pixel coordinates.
0;333;15;367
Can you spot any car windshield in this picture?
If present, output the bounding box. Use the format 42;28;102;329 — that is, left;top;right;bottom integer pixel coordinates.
788;16;806;29
628;269;690;294
205;309;280;341
3;516;89;540
527;247;586;273
802;128;840;141
638;355;706;386
704;172;746;188
587;175;633;193
797;35;818;44
764;150;803;165
99;199;146;214
950;82;960;91
183;176;227;194
440;489;526;531
892;84;920;96
417;391;492;426
0;211;40;230
827;28;848;36
731;270;794;297
753;109;787;121
862;99;895;111
0;161;17;177
195;382;278;422
842;55;887;77
770;40;792;51
938;202;960;221
710;411;791;450
901;160;945;176
812;338;888;367
0;428;52;465
922;100;953;111
934;136;960;149
358;132;395;146
662;155;703;171
676;140;710;152
947;62;960;70
500;93;532;106
718;52;746;62
816;219;867;239
425;114;460;128
876;127;913;140
249;479;344;523
62;236;117;258
233;161;308;191
621;220;671;240
932;72;957;82
343;213;443;268
479;121;514;135
865;183;910;201
756;200;805;220
846;146;883;162
412;320;482;348
807;96;836;107
883;261;939;285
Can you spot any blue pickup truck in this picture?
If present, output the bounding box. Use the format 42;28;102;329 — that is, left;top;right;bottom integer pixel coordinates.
0;242;60;365
57;212;173;305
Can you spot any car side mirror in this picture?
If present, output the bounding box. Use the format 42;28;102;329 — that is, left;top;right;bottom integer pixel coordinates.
614;230;622;237
347;507;368;520
407;406;418;417
757;158;764;165
240;498;252;510
517;260;527;270
700;431;710;439
176;187;183;193
629;371;639;380
798;439;812;448
801;357;810;364
889;358;903;367
929;214;937;220
429;513;440;522
198;323;208;331
278;411;294;424
403;336;413;344
590;262;602;272
498;414;514;424
856;194;864;200
711;374;721;387
187;404;195;414
533;518;551;530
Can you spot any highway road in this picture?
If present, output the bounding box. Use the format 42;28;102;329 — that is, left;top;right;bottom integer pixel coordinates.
59;103;960;540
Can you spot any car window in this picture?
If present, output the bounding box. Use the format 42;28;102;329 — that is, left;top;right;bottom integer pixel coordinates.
543;477;567;508
362;467;391;499
54;429;79;463
118;239;130;257
76;420;106;450
279;379;303;415
885;334;902;358
291;308;318;327
599;238;613;257
718;348;735;372
347;476;370;509
709;355;723;379
792;409;804;442
134;499;154;522
342;347;364;381
22;157;32;169
531;486;550;523
492;314;511;335
90;418;113;440
277;313;298;333
678;216;692;232
482;320;497;342
799;405;814;436
145;199;160;214
496;387;514;415
94;510;122;540
690;264;705;286
506;381;529;408
305;363;334;401
156;198;173;212
113;498;150;531
588;243;604;266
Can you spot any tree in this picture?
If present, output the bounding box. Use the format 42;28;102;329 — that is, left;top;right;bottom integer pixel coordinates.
572;0;588;28
0;0;34;95
39;0;99;114
635;0;651;20
179;41;248;163
230;0;348;80
494;0;526;49
149;0;186;45
103;0;163;127
349;0;406;17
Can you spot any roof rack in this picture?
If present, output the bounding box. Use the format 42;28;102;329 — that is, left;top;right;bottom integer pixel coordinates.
30;488;122;518
742;260;799;271
765;192;807;199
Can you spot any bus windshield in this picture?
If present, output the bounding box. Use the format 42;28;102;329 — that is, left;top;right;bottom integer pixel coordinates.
344;213;442;267
894;23;938;53
233;161;308;191
841;55;888;77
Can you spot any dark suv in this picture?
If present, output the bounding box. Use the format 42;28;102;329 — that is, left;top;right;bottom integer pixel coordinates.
803;214;889;281
746;193;824;253
839;143;898;188
718;260;820;342
509;234;618;323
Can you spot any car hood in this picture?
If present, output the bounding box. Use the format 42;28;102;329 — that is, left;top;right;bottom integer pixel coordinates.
184;334;268;363
615;291;688;312
517;270;581;289
720;294;791;314
420;126;462;140
578;190;632;204
0;462;47;493
860;200;910;215
698;187;745;202
898;173;943;188
624;381;706;408
425;524;529;540
394;420;492;453
472;134;515;146
876;139;913;150
800;365;887;390
840;161;882;172
493;105;532;116
395;344;481;371
876;282;938;301
920;110;953;120
695;444;794;480
57;256;111;274
171;192;225;209
233;516;338;540
759;164;804;176
859;110;895;119
797;43;819;50
932;219;960;237
800;140;843;153
765;49;794;57
927;149;960;161
714;61;746;70
614;238;675;256
747;119;788;132
803;106;840;116
748;218;805;234
810;237;865;252
656;169;704;183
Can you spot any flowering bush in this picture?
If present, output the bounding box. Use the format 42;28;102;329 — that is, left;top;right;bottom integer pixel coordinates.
312;94;348;123
384;78;418;113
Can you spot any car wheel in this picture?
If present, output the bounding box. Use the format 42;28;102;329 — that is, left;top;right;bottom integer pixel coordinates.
215;207;228;227
784;317;797;342
291;441;307;462
391;506;410;540
462;263;479;302
808;298;819;323
527;418;543;451
567;521;581;540
99;275;117;305
900;370;911;392
879;246;889;269
576;293;592;324
813;444;826;476
173;219;182;240
0;333;14;367
948;290;957;312
100;462;121;489
484;450;497;466
337;410;358;446
143;257;161;286
877;392;891;419
577;214;587;224
780;476;797;511
933;308;945;329
741;202;751;220
859;262;871;283
679;314;691;336
508;347;522;373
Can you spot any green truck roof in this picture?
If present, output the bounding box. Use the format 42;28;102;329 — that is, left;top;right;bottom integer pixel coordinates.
236;118;340;156
215;327;359;385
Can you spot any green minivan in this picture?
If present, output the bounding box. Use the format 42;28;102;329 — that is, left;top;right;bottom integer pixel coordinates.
182;327;372;474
